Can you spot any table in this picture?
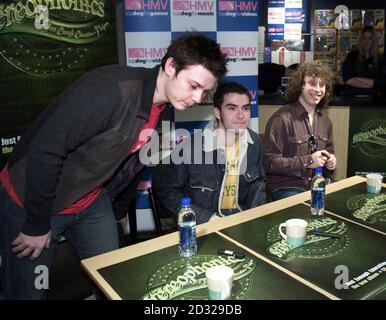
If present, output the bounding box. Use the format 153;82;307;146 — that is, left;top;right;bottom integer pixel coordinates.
81;176;386;300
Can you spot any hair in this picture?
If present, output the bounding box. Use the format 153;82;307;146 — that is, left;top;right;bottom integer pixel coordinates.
213;81;251;109
161;33;227;80
357;25;379;70
284;60;333;109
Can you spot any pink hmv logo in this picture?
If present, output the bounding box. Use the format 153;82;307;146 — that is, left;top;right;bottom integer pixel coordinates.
126;0;142;10
219;1;235;11
173;1;189;10
173;1;214;11
219;1;258;11
128;48;167;58
125;0;168;10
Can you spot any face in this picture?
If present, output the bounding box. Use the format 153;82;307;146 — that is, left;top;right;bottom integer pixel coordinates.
214;92;251;134
300;76;326;109
164;58;217;110
362;31;373;53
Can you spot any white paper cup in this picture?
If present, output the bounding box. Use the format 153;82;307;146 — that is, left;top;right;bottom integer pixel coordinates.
366;173;383;194
205;265;234;300
279;218;308;248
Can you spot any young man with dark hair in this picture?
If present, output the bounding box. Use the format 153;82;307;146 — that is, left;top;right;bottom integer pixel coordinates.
0;33;227;299
154;82;266;224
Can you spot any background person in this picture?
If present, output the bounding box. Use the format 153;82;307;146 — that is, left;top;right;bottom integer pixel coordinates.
263;61;337;201
342;25;386;95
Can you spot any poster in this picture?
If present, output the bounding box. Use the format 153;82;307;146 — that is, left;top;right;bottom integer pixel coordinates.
0;1;119;168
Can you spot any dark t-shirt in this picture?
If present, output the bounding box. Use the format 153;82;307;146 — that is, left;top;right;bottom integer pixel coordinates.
341;50;385;95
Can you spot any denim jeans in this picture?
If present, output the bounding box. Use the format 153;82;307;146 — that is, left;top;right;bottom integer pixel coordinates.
270;187;306;201
0;186;119;300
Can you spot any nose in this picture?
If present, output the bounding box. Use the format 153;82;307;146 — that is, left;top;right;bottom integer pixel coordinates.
192;90;204;104
236;108;245;119
313;83;322;91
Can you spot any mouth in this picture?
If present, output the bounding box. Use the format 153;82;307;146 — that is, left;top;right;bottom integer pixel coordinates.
310;94;321;101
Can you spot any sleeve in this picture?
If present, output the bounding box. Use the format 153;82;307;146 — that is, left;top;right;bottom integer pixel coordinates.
246;138;267;208
263;114;312;175
152;143;213;225
21;76;120;236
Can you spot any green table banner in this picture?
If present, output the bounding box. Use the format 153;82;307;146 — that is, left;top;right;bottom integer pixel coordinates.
220;204;386;300
97;233;327;300
317;182;385;234
347;106;386;177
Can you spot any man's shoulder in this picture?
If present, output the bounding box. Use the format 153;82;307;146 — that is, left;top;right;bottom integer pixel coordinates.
271;104;293;119
83;64;158;81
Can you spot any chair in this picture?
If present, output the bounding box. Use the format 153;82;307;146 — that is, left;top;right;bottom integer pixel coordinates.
148;187;177;236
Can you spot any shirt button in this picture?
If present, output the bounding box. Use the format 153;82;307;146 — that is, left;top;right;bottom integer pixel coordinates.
308;177;311;181
298;140;301;143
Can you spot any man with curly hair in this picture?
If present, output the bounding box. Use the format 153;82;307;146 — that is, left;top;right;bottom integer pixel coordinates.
263;61;337;200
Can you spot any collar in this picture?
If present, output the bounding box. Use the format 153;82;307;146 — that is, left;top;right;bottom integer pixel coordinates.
292;100;322;120
137;65;161;121
202;117;254;152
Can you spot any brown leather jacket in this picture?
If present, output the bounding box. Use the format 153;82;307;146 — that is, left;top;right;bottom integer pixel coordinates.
263;101;334;193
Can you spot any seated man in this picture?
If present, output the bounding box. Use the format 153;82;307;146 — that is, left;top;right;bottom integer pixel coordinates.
263;61;337;201
153;82;266;224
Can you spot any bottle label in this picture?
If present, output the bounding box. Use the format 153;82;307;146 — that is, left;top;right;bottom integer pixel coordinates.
179;223;196;250
311;188;325;209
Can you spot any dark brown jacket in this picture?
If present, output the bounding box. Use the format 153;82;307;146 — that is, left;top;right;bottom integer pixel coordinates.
263;101;334;193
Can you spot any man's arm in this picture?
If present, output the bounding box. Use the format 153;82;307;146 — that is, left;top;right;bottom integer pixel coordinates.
345;77;374;88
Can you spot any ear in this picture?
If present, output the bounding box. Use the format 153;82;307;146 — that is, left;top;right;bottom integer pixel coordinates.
164;57;176;78
214;107;221;121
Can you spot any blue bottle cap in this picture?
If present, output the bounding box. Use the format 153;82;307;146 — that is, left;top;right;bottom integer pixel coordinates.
315;167;323;174
181;198;191;206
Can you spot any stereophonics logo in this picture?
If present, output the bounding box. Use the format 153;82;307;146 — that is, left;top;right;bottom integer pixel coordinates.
351;119;386;157
141;255;256;300
0;0;108;75
266;217;349;260
347;193;386;224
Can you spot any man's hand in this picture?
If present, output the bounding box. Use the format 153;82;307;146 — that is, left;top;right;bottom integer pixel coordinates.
308;150;329;169
325;153;337;171
12;231;52;260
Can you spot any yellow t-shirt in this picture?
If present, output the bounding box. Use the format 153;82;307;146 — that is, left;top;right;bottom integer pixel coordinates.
221;141;240;210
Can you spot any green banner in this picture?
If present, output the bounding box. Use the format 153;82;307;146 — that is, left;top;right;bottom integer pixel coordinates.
97;233;327;300
0;1;118;168
348;107;386;177
314;182;385;234
220;204;386;300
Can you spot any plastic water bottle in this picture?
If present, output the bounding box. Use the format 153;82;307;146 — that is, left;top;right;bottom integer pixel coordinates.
311;167;325;216
178;198;197;257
